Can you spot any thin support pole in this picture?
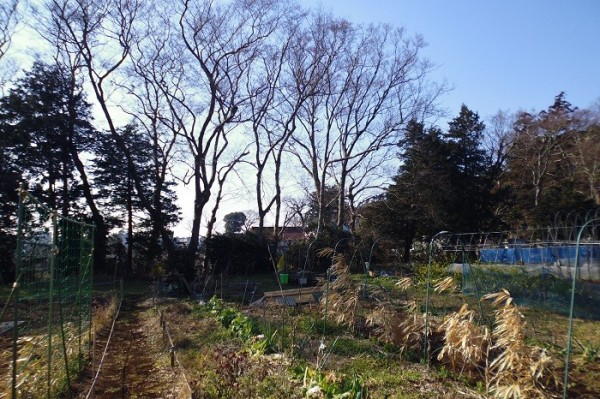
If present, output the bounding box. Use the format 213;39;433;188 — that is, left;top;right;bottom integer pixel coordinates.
77;227;85;372
563;218;599;399
88;227;95;354
12;185;27;399
423;231;450;364
47;212;58;399
366;239;382;299
57;266;73;398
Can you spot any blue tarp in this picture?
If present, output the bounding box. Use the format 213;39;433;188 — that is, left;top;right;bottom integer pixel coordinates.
479;245;600;264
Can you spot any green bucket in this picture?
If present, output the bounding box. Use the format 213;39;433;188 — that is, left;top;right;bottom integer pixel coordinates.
279;273;289;285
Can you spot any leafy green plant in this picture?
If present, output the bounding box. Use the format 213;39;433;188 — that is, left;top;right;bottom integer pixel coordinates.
413;260;451;286
230;313;255;341
574;339;600;363
302;366;367;398
248;330;278;355
205;296;281;355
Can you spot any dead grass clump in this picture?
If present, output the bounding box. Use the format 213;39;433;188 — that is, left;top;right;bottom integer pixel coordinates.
484;290;561;399
396;313;429;354
92;294;118;335
190;344;298;398
368;276;433;356
437;303;490;376
318;249;361;329
365;302;400;344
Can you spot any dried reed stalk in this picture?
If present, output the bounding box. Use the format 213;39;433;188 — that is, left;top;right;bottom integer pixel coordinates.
483;290;561;399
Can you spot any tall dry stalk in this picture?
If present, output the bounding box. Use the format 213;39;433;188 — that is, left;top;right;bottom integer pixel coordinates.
318;248;361;329
367;276;435;356
437;303;491;378
483;290;561;399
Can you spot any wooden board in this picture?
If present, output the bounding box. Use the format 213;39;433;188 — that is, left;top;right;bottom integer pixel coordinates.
262;286;322;298
251;286;323;307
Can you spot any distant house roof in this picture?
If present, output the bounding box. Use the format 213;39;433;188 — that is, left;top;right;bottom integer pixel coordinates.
250;226;306;242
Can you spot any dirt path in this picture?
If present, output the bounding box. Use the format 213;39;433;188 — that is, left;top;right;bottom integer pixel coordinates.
68;297;187;399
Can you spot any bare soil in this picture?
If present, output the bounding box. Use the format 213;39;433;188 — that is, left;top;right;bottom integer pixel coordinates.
68;297;187;399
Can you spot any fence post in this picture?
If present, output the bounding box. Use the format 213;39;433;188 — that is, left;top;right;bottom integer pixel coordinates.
11;185;27;399
424;231;450;364
89;227;95;354
563;218;600;399
47;211;58;398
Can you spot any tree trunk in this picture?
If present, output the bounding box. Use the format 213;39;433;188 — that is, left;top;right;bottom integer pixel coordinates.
61;158;69;217
336;168;347;227
126;174;133;277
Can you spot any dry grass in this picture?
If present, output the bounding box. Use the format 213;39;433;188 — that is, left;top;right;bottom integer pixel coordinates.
92;294;118;336
483;290;562;399
437;303;490;376
368;275;432;356
318;249;361;329
316;249;578;398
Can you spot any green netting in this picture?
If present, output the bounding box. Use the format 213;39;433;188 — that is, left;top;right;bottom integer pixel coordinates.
0;188;94;399
422;220;600;398
452;225;600;318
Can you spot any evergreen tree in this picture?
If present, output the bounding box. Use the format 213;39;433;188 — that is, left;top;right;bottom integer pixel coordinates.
93;124;179;275
361;110;505;259
0;62;94;214
0;118;21;281
444;105;495;231
0;61;109;272
223;212;246;234
360;120;450;261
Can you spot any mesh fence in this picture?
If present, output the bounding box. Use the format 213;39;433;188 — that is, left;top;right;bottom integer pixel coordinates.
440;221;600;318
0;188;94;399
419;218;600;397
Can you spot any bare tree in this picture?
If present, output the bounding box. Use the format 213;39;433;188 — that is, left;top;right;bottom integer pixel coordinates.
485;111;516;179
243;7;326;241
289;13;444;234
568;109;600;206
508;95;575;209
118;26;182;261
340;147;395;230
0;0;18;60
283;195;309;229
0;0;19;91
242;209;259;231
287;13;352;234
42;0;182;269
484;110;517;218
123;0;287;272
205;154;249;240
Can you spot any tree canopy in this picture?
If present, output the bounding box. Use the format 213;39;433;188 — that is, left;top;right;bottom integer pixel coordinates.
0;0;597;279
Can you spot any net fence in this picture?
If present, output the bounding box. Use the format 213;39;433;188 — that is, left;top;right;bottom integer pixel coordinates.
0;188;94;399
438;217;600;318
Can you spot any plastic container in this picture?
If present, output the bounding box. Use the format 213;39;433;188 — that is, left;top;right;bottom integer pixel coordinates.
279;273;289;284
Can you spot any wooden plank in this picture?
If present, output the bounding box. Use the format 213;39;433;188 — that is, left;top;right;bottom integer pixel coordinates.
263;286;322;298
295;294;318;304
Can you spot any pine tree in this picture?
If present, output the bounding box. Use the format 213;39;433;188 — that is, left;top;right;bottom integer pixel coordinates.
444;105;494;231
93;124;179;275
0;61;108;271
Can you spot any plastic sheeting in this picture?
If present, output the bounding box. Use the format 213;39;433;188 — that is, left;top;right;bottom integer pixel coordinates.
479;245;600;265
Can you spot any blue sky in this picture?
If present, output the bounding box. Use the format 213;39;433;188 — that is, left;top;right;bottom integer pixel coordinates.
304;0;600;122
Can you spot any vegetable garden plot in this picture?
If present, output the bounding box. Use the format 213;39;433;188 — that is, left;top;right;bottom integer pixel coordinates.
0;189;94;399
